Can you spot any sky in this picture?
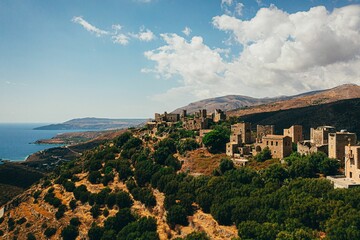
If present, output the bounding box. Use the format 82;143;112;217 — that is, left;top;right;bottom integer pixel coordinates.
1;0;360;123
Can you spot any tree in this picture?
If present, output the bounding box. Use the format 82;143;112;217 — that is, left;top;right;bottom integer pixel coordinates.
116;191;133;209
44;227;56;238
255;147;272;162
167;204;188;228
61;225;79;240
319;157;340;176
88;171;102;184
70;217;81;227
88;225;104;240
219;159;235;175
27;233;36;240
202;129;229;153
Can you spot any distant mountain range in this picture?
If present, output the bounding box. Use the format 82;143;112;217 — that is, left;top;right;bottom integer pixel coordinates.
34;118;147;130
172;84;360;115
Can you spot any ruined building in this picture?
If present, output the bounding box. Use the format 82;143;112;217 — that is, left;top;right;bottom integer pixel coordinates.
256;125;274;143
213;109;226;123
182;109;210;130
284;125;303;143
226;122;252;158
310;126;336;146
297;141;328;156
328;130;357;162
154;112;180;123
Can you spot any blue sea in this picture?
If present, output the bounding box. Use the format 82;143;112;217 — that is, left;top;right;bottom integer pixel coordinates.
0;123;84;162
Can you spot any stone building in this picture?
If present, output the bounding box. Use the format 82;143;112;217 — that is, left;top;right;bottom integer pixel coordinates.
327;145;360;188
155;112;180;122
345;146;360;182
328;130;357;162
182;109;210;130
297;141;328;156
226;122;252;158
256;125;274;143
310;126;336;146
231;122;252;144
284;125;303;143
213;109;226;123
255;135;292;159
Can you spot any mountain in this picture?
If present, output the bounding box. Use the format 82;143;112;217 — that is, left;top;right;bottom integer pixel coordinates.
238;98;360;139
172;84;360;116
227;84;360;117
34;117;147;130
172;89;324;114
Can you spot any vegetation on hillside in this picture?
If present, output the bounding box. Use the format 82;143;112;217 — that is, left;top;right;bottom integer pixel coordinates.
0;121;357;239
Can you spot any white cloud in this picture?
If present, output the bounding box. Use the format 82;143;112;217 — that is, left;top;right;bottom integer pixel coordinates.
112;34;130;45
144;5;360;102
221;0;245;16
131;28;156;42
182;27;192;36
112;24;122;34
72;16;109;37
235;3;244;16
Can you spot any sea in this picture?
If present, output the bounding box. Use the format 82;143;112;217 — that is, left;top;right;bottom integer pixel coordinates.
0;123;85;162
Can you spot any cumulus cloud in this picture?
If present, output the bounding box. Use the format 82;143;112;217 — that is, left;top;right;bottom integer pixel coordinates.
72;16;109;36
112;34;130;45
131;27;156;41
144;5;360;101
182;27;192;36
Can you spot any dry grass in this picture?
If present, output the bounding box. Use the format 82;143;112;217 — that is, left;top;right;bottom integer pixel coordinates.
178;148;226;176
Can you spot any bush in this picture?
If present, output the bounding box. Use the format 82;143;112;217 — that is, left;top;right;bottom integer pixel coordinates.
255;147;272;162
27;233;36;240
91;204;101;219
116;191;133;209
88;171;102;184
167;204;188;228
88;225;104;240
69;199;77;211
177;139;199;155
44;227;56;238
61;225;79;240
70;217;81;227
63;180;76;192
202;128;230;153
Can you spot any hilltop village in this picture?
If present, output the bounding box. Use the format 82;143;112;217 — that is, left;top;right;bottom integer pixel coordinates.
149;110;360;188
2;108;360;239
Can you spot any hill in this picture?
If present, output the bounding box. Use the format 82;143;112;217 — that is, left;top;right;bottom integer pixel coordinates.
172;84;360;115
34;118;147;130
1;118;360;239
227;83;360;117
172;89;325;114
238;98;360;139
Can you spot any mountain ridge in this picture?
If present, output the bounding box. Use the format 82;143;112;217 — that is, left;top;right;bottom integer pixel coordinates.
172;84;358;115
34;118;147;130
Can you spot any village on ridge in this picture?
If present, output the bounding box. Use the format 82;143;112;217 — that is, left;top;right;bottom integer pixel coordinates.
147;109;360;189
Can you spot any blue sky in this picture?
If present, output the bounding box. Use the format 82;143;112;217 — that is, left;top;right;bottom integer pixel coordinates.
1;0;360;122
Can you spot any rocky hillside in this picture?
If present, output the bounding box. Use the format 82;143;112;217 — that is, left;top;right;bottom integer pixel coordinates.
1;121;360;239
227;83;360;117
172;83;360;116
